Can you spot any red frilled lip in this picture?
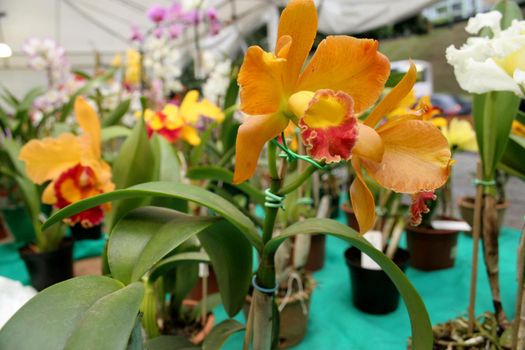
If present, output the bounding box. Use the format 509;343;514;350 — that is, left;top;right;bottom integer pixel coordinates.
299;90;358;163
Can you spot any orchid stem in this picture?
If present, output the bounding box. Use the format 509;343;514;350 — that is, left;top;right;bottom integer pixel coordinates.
279;164;317;196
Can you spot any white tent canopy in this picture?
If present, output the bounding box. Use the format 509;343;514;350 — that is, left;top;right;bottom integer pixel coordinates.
0;0;437;96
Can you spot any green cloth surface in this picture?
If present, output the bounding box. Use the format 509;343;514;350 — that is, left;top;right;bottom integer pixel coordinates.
0;238;106;285
213;226;521;349
0;226;520;349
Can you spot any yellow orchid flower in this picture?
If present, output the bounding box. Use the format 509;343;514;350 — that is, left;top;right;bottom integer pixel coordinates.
125;49;141;85
440;118;478;152
144;90;224;146
19;97;114;228
233;0;390;184
232;0;451;233
512;120;525;137
387;89;416;118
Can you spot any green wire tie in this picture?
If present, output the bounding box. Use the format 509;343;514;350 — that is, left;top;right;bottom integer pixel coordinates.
473;179;496;187
271;133;326;170
265;188;285;209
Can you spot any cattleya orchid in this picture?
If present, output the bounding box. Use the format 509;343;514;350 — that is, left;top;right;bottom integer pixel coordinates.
144;90;223;145
19;97;114;228
440;118;478;152
233;0;452;233
446;11;525;96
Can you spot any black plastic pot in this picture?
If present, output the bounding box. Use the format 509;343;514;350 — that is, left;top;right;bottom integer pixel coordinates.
70;224;102;241
19;238;74;291
344;246;410;314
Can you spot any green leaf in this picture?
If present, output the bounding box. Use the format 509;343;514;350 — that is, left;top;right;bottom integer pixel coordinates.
108;207;218;284
150;134;187;212
63;282;144;350
101;125;132;142
499;134;525;181
102;99;131;127
202;319;245;350
109;118;156;228
264;218;433;350
149;251;210;282
43;181;262;252
60;69;116;121
187;166;265;205
18;87;45;111
197;220;252;316
493;0;523;28
1;137;26;175
189;123;215;165
1;87;20;108
0;276;127;350
472;91;520;188
145;336;199;350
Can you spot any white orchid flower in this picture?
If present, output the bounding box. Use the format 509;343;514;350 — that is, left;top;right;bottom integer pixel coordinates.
446;10;525;96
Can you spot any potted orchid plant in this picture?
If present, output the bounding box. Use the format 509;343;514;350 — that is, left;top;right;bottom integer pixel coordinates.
1;1;453;349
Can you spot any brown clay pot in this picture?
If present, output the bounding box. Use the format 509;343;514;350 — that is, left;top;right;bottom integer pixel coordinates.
405;220;459;271
341;202;359;232
305;234;326;271
457;196;508;234
244;274;315;349
187;266;219;301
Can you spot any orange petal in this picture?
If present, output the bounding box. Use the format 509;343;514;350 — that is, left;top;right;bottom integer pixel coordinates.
42;181;57;205
349;158;376;234
361;119;452;193
364;62;417;128
277;0;317;92
238;46;286;115
233;113;289;184
75;96;101;159
352;123;384;163
19;133;83;184
298;36;390;114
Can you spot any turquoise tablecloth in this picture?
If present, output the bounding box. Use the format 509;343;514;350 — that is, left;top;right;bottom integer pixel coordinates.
0;227;520;349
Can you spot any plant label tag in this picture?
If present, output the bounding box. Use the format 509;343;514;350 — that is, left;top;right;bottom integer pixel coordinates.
198;263;209;278
432;220;471;232
361;230;382;270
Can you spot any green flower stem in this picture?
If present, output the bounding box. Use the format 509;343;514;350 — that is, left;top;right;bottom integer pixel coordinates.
278;164;317;196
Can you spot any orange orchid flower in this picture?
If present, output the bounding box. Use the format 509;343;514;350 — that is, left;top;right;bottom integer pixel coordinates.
19;97;114;228
144;90;224;145
349;65;452;232
232;0;452;233
233;0;390;184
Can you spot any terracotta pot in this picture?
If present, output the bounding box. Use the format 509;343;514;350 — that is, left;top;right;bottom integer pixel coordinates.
187;266;219;301
341;202;359;232
304;234;326;271
345;246;409;314
19;238;74;291
457;196;508;233
405;219;459;271
244;274;315;349
70;223;102;241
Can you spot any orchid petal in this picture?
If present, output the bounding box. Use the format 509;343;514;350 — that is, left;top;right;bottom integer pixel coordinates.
233;113;289;184
298;36;390;114
350;158;376;234
75;96;101;159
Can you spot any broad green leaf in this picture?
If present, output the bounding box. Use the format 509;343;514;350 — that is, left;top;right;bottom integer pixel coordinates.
494;0;523;28
187;166;265;205
109;118;155;228
149;251;210;282
202;319;245;350
0;276;124;350
264;218;433;350
1;137;26;176
64;282;144;350
145;336;199;350
499;134;525;181
102;98;131;127
473;91;520;190
101;125;132;142
108;207;182;284
150;134;187;212
198;220;253;316
43;181;262;252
